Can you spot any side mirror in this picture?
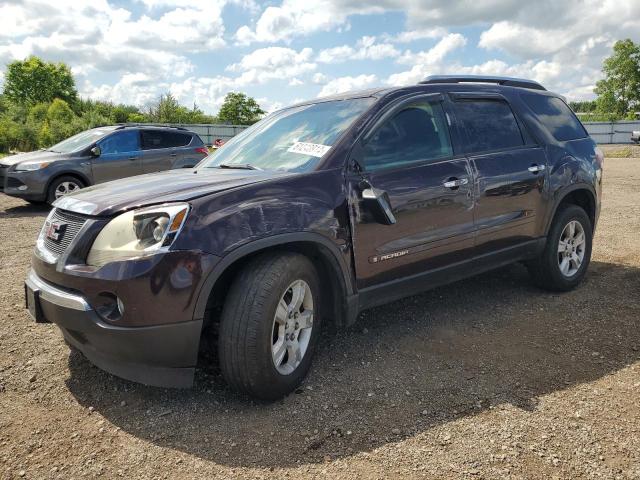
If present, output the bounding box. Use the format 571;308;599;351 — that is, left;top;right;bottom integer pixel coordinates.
359;180;397;225
90;146;101;157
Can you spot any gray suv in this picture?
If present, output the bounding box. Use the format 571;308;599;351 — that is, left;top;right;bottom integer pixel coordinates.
0;125;208;204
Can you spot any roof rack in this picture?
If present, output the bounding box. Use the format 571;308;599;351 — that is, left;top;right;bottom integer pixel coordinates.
419;75;546;91
116;123;188;131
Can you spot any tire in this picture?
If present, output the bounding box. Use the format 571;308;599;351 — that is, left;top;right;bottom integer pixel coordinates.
218;253;322;400
46;175;85;204
527;204;592;291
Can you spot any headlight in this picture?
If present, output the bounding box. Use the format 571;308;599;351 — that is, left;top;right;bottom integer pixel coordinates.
87;203;189;267
14;161;50;171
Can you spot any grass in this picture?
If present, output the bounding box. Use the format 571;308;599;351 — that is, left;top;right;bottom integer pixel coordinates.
604;146;633;158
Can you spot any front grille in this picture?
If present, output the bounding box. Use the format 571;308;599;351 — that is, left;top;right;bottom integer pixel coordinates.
43;209;88;257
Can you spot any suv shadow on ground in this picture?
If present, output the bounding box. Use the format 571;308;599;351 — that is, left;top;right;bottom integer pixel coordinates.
3;201;50;218
64;260;640;468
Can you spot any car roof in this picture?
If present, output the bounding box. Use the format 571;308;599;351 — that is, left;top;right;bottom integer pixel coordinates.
284;77;557;112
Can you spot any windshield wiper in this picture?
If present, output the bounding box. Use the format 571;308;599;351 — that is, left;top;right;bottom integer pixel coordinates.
218;163;261;170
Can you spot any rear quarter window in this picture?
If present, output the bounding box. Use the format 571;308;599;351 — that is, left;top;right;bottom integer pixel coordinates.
522;94;587;142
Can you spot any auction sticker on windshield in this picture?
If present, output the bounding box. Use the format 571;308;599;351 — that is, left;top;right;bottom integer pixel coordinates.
287;142;332;158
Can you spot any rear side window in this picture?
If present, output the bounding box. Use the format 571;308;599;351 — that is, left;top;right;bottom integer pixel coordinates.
522;94;587;141
362;101;453;171
141;131;192;150
453;100;524;153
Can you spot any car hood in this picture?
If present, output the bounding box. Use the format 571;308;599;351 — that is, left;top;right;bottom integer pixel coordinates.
53;167;294;216
0;150;70;166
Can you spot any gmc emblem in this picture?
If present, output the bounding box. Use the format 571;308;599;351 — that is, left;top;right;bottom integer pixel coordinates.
45;221;66;241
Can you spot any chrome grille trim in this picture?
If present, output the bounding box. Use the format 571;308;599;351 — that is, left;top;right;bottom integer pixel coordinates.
41;208;88;258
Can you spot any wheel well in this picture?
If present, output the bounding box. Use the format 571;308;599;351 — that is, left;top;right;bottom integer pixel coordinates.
201;242;348;340
555;189;596;229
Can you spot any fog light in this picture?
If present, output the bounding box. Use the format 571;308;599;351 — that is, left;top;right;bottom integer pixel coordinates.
95;292;124;322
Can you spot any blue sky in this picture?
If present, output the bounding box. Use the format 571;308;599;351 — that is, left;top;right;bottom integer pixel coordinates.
1;1;639;114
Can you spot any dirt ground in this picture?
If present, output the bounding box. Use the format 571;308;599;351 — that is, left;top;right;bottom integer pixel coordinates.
1;154;639;479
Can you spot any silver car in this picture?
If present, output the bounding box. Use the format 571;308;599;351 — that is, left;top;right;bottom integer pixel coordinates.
0;125;208;204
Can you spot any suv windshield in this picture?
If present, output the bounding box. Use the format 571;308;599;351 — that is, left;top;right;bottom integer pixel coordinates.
48;128;115;154
200;98;375;172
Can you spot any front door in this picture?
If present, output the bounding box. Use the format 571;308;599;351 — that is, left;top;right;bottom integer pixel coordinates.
450;95;547;255
92;130;142;183
349;96;475;299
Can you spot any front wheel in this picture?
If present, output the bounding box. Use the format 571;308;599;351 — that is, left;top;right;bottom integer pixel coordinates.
46;176;85;204
218;253;321;400
527;205;593;291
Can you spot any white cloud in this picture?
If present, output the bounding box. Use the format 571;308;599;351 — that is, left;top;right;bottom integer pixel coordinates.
234;0;385;45
318;74;377;97
227;47;317;85
388;33;467;85
383;28;449;43
317;36;399;63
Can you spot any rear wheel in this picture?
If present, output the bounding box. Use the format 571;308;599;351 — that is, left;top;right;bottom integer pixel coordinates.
527;205;592;291
46;175;85;204
218;253;321;400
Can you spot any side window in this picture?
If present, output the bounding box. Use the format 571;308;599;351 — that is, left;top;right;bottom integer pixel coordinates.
163;132;192;148
522;94;587;142
141;130;164;150
453;100;524;153
362;101;453;171
99;131;139;154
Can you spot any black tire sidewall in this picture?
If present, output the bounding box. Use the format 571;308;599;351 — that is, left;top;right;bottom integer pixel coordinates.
543;205;593;290
252;256;322;398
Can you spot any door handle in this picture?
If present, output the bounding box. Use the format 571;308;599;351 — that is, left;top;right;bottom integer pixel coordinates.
170;153;177;157
443;177;469;189
528;164;546;173
128;156;138;161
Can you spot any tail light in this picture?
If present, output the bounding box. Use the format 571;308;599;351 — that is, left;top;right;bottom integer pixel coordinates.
195;146;209;155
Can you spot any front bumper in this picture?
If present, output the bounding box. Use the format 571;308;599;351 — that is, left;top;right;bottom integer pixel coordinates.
2;169;48;201
25;269;202;388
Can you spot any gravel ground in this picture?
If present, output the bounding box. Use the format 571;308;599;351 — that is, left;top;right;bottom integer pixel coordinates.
1;155;639;479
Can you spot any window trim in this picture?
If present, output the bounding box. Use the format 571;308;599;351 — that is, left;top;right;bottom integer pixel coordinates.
450;94;531;155
353;93;456;173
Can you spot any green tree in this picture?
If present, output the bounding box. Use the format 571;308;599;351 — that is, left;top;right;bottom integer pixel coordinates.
594;39;640;119
40;99;77;146
217;92;265;125
3;56;78;106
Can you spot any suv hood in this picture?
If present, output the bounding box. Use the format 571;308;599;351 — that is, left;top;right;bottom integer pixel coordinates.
54;168;293;216
0;150;69;166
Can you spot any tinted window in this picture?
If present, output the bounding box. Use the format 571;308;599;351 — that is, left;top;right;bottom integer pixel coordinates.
141;130;192;149
99;131;139;154
164;132;192;147
454;100;524;153
522;94;587;141
362;101;453;171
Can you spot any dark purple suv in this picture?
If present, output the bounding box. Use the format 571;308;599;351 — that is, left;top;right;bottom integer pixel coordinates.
25;76;603;400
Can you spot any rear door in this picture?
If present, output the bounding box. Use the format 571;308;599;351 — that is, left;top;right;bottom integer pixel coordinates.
92;130;142;183
450;93;547;255
349;94;475;294
140;130;175;173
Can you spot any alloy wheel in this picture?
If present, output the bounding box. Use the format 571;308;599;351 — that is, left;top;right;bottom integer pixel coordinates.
271;279;314;375
557;220;586;277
